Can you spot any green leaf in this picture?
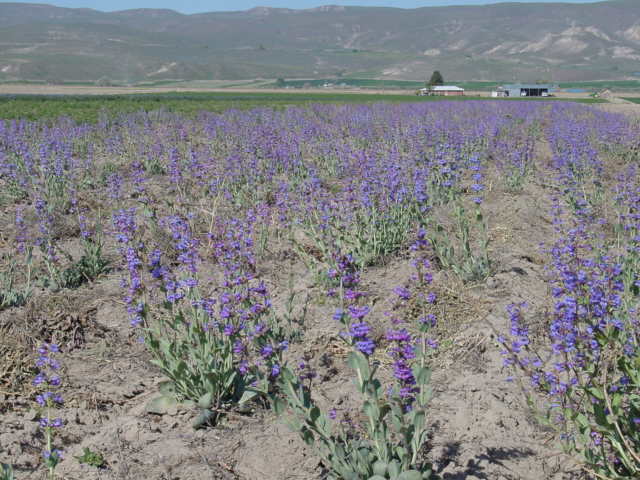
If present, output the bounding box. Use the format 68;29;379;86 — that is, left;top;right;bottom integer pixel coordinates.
301;428;315;446
272;396;287;416
75;447;106;468
388;460;400;478
414;366;431;386
158;380;176;396
310;406;321;423
398;471;423;480
611;392;623;409
372;460;388;476
363;400;381;423
238;388;259;405
593;403;609;427
348;351;371;382
146;395;178;415
198;392;214;409
412;410;426;432
368;476;387;480
192;409;216;429
575;413;590;430
587;383;604;400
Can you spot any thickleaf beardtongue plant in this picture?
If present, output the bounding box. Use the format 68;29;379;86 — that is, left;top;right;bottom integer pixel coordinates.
33;343;64;480
330;251;375;357
271;233;439;480
499;206;640;479
467;154;484;205
386;229;439;410
112;208;145;328
112;209;286;424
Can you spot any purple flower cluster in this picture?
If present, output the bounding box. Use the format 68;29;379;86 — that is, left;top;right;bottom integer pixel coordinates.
467;154;484;205
327;252;360;291
33;343;64;465
34;198;57;264
14;208;28;255
386;328;417;400
385;229;440;407
329;252;376;357
112;208;146;327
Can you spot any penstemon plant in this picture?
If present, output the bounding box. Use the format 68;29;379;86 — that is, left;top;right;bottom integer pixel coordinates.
269;245;439;480
33;343;65;480
429;202;490;283
340;202;420;269
58;213;110;289
0;254;32;311
113;210;286;425
272;349;437;480
429;154;490;283
499;217;640;479
1;210;34;309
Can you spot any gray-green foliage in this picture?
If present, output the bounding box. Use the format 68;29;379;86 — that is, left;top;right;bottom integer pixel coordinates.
0;463;14;480
295;201;422;282
75;447;106;469
429;203;490;282
143;285;260;425
62;237;110;289
41;237;109;291
272;351;438;480
126;215;287;427
503;155;533;192
342;203;418;268
0;253;32;310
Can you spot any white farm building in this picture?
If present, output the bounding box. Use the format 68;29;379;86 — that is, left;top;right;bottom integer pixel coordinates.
418;86;465;96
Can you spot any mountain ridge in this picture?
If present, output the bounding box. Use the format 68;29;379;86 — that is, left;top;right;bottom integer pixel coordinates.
0;0;639;83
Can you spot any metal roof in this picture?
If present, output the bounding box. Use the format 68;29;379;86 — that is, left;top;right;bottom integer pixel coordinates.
431;85;465;91
502;84;551;89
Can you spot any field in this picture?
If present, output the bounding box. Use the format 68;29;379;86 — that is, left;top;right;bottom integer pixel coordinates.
1;98;639;480
0;91;607;123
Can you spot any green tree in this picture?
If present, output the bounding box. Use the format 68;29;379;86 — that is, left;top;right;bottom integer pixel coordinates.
276;78;286;88
428;70;444;87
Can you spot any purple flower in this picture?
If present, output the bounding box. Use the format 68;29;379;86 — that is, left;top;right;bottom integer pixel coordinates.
348;305;370;320
356;339;376;356
349;322;371;338
393;286;411;300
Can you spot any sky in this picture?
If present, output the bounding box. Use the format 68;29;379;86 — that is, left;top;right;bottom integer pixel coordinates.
4;0;608;14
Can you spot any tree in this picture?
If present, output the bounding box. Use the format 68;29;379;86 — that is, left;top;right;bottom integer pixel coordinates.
275;78;286;88
428;70;444;87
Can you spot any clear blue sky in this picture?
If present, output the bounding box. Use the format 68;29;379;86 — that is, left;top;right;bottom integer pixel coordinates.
5;0;608;14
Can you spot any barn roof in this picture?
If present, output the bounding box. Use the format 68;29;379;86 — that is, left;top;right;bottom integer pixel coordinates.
502;84;551;89
431;85;465;91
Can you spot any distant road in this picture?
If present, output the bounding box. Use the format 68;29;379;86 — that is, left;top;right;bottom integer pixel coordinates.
0;84;426;96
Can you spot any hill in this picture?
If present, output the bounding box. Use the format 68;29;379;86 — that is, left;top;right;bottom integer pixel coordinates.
0;0;638;83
